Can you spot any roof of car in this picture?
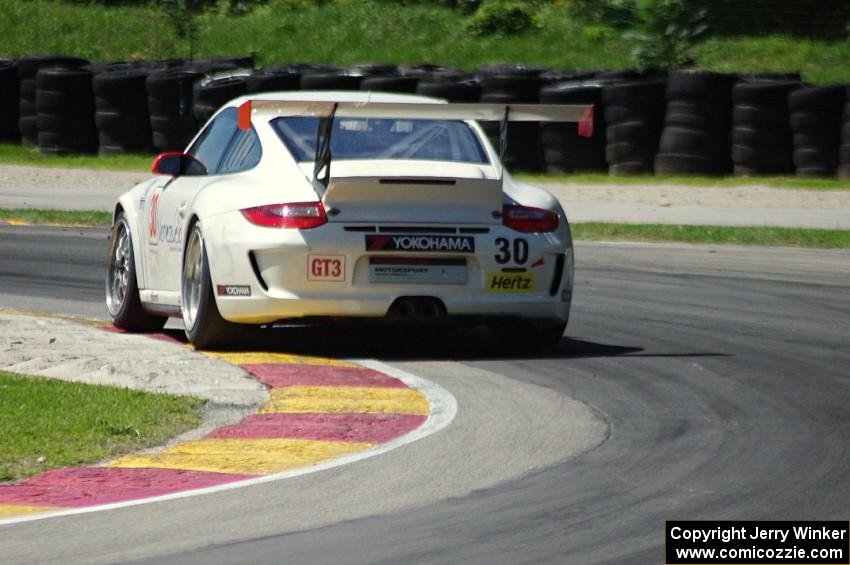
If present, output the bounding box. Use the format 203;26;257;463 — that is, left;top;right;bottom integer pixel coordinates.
230;90;447;107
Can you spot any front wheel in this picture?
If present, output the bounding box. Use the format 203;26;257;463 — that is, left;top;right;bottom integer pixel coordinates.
181;223;236;349
105;212;167;332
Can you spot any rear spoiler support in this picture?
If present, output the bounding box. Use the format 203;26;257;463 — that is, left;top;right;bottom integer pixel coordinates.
312;103;337;198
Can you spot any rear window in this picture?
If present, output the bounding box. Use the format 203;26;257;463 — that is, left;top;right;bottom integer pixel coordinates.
271;117;489;164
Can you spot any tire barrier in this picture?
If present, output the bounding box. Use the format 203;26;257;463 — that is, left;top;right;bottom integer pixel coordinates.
655;70;737;176
602;80;667;175
477;64;546;172
788;85;845;177
145;68;203;152
35;67;98;154
539;81;607;173
5;53;849;180
840;86;850;180
0;60;20;142
93;69;153;155
192;71;250;125
17;56;88;147
731;80;801;176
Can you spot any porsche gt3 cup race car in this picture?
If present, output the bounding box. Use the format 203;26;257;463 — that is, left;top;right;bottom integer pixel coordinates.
106;91;591;350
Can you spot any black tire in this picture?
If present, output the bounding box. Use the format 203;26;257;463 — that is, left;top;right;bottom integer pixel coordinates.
666;69;737;100
300;72;363;90
360;75;420;94
416;79;481;102
246;69;301;93
788;86;845;111
610;161;652;175
181;223;237;349
655;153;727;176
606;141;644;163
106;213;167;332
659;126;716;154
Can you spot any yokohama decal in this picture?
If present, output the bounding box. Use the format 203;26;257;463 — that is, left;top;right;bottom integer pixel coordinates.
365;235;474;253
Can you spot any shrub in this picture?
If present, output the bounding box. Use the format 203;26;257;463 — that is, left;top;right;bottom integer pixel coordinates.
627;0;707;70
466;0;537;36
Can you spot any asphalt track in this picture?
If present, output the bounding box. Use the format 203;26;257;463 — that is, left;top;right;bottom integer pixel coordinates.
1;223;849;564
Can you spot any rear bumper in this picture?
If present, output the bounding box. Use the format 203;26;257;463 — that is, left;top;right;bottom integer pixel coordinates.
202;212;574;325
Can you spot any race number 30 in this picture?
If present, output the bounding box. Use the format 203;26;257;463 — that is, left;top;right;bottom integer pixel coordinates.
494;237;529;265
307;255;346;281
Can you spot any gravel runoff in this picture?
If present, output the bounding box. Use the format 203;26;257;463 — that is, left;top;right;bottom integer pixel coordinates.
2;164;850;224
0;313;268;442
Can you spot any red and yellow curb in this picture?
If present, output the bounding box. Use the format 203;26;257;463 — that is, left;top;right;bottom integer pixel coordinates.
0;336;432;520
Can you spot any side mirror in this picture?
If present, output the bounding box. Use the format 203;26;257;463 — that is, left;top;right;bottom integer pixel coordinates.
151;152;207;177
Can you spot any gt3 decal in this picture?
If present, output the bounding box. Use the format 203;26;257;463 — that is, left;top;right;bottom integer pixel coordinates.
308;255;346;281
366;235;474;253
487;272;536;292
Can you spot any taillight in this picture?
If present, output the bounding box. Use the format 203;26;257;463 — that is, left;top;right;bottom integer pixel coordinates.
502;204;559;233
241;202;328;229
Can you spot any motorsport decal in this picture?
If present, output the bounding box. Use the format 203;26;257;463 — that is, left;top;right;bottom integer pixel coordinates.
487;272;536;293
365;235;475;253
308;254;346;281
217;285;251;297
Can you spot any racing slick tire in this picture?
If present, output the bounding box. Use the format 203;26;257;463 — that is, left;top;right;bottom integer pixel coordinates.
181;223;238;350
106;212;167;332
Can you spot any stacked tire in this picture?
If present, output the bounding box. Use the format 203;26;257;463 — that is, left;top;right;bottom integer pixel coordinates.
731;80;800;175
193;72;250;125
246;66;301;93
416;72;481;102
655;70;737;175
788;86;845;177
538;82;607;173
360;73;420;94
477;65;545;171
36;67;98;154
146;68;203;152
17;56;88;147
300;69;363;90
840;86;850;180
602;80;667;174
0;60;19;142
93;70;153;154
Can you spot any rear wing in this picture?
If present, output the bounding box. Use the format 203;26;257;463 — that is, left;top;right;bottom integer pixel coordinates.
236;99;594;195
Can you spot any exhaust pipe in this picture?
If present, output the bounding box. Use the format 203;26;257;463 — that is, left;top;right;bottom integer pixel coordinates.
388;297;446;321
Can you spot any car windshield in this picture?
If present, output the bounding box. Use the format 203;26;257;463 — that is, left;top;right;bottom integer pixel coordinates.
271;117;489;164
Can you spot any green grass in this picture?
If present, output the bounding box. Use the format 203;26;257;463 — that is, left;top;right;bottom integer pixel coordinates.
0;208;112;226
1;0;850;83
0;371;203;482
517;173;850;191
0;144;152;172
572;223;850;248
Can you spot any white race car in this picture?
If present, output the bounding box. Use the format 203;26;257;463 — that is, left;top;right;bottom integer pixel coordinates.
106;92;591;350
